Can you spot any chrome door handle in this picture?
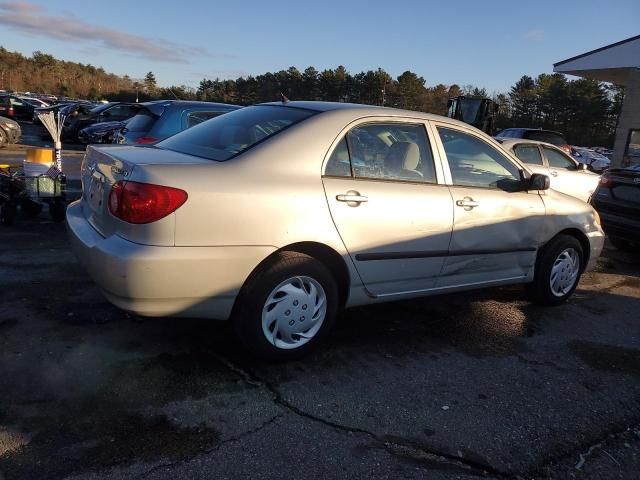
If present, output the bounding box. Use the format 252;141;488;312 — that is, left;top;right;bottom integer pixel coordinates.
456;197;479;208
550;171;559;177
336;193;368;203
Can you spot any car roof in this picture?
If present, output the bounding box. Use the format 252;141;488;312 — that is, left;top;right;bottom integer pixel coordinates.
498;138;561;150
257;101;472;126
142;100;240;108
499;127;564;135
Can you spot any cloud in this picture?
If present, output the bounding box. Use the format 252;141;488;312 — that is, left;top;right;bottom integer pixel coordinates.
523;29;545;42
0;1;227;63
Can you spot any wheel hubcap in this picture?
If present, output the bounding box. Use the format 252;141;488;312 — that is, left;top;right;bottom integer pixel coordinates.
261;276;327;350
549;248;580;297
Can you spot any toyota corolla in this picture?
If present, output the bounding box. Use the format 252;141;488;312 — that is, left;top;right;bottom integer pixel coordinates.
67;102;605;359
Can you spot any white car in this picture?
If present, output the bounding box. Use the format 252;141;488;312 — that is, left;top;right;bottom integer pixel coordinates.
67;102;605;359
499;139;600;202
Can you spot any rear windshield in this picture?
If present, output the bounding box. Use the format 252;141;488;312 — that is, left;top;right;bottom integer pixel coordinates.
157;105;315;161
524;131;566;146
126;112;158;132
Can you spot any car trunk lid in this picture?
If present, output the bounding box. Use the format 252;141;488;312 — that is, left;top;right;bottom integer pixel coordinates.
81;145;211;243
593;168;640;219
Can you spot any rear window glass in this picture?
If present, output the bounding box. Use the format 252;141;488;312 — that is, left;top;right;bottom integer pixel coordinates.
524;131;566;146
126;112;158;132
186;111;224;128
513;144;543;165
158;106;315;161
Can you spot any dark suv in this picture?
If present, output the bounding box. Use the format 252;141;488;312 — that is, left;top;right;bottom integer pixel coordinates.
590;164;640;251
496;128;570;154
113;100;240;145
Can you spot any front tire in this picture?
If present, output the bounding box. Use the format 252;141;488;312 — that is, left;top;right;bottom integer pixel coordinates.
232;252;338;360
529;234;583;305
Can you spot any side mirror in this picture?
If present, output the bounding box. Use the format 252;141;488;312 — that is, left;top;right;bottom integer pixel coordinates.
529;173;550;190
578;163;588;171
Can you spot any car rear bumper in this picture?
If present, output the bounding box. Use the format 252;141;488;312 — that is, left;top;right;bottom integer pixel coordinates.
66;201;276;320
599;211;640;243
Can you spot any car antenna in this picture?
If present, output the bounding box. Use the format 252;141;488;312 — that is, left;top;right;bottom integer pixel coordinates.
280;92;290;104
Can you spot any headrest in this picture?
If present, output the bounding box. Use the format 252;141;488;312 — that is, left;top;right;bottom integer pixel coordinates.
387;142;420;171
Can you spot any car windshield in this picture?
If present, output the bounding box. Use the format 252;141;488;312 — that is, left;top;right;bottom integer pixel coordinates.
157;105;316;161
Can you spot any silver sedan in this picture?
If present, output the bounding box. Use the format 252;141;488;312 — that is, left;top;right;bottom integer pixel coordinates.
67;102;605;359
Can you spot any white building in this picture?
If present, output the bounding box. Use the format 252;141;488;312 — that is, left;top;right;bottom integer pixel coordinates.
554;35;640;167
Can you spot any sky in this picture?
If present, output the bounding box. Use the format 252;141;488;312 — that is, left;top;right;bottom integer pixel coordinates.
0;0;638;94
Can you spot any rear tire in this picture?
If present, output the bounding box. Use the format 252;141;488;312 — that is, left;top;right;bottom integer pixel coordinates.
529;234;583;305
232;252;338;360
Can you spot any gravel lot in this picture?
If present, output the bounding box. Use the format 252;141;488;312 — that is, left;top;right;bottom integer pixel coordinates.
0;219;639;480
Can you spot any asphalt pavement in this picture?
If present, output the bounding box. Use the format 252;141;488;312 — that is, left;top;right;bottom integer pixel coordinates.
0;220;639;480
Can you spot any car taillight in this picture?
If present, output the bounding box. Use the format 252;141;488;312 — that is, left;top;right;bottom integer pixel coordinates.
134;136;158;145
560;144;571;154
108;181;187;224
599;175;613;188
8;106;14;116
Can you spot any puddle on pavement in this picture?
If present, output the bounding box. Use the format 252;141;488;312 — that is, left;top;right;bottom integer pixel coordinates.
570;341;640;378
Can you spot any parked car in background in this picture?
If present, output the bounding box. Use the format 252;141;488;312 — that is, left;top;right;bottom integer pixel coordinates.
0;94;37;121
113;100;240;145
63;102;141;143
19;96;50;109
78;120;127;144
571;147;611;173
498;139;599;202
68;101;604;359
0;116;21;147
590;164;640;252
32;100;93;124
592;147;613;159
495;128;571;154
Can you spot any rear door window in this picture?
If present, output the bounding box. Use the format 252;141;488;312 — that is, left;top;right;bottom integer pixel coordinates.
513;144;543;165
543;146;575;170
324;123;437;183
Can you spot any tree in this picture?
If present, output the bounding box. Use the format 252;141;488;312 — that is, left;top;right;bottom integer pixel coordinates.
144;71;157;95
510;75;537;126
